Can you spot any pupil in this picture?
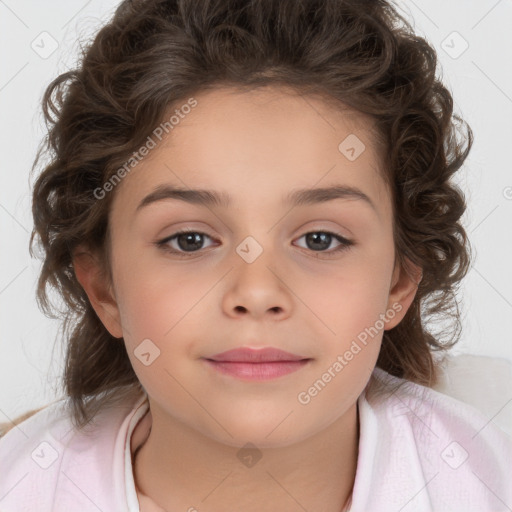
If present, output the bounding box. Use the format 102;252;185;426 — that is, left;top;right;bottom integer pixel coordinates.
178;233;203;251
307;232;330;251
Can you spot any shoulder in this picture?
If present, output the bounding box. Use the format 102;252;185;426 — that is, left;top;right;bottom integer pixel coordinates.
0;399;74;510
0;391;146;512
353;366;512;511
0;406;48;438
366;365;511;447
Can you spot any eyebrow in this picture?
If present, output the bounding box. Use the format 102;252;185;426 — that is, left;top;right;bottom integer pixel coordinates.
136;184;377;213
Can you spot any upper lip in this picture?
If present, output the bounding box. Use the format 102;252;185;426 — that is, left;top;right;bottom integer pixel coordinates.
206;347;310;363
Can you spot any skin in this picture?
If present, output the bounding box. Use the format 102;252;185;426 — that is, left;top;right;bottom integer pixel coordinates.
73;86;421;512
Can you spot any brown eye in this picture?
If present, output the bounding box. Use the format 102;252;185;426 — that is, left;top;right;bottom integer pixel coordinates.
294;231;353;254
156;230;216;256
173;232;206;252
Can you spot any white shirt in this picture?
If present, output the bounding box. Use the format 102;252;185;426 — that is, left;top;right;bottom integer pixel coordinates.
0;366;510;511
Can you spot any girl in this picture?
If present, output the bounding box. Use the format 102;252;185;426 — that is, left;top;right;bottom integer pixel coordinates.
1;0;510;510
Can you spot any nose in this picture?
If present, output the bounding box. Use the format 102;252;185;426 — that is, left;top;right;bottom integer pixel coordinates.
221;249;294;321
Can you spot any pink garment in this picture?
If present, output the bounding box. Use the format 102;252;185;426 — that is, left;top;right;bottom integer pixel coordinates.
0;366;510;511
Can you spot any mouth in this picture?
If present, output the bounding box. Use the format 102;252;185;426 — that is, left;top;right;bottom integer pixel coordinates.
203;347;312;381
206;346;310;363
203;359;311;380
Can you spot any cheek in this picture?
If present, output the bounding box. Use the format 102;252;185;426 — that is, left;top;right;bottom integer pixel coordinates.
308;255;393;324
300;250;393;369
115;259;212;346
116;267;208;399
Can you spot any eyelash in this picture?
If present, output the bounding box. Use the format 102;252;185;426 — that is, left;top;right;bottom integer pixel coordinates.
155;229;354;259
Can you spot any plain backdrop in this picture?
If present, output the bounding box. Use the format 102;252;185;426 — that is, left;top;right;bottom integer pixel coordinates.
1;0;511;421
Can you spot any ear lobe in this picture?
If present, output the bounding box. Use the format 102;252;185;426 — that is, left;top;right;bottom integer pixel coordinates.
72;248;123;339
384;258;423;331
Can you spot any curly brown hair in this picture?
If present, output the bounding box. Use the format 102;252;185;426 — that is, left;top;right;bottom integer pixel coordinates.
28;0;473;430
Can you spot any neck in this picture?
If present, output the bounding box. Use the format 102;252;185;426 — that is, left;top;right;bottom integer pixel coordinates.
133;401;359;512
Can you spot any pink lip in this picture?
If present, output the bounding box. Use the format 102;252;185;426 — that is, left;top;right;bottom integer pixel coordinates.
203;359;311;380
203;347;312;381
206;347;308;362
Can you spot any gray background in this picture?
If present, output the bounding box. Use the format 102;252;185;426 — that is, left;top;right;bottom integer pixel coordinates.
1;0;511;420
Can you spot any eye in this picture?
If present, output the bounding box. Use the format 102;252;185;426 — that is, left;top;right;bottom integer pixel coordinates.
156;229;354;258
294;231;354;256
156;229;217;257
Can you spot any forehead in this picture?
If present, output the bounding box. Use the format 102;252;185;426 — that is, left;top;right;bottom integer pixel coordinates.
172;85;381;152
110;86;391;220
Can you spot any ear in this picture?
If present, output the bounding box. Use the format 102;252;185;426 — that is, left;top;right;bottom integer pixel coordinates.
72;246;123;339
384;257;423;331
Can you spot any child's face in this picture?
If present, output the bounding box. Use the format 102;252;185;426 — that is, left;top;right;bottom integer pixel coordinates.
78;86;420;447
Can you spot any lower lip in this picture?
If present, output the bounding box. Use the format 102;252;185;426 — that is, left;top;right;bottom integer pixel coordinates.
203;359;311;380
